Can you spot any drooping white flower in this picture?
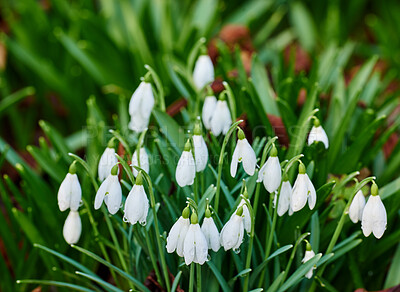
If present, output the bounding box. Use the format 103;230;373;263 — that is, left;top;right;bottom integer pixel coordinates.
193;123;208;172
193;54;214;90
308;118;329;149
123;172;149;225
166;207;191;257
302;242;316;279
231;129;257;177
58;163;82;212
210;99;232;136
361;183;387;239
94;165;122;215
98;143;118;182
183;213;208;265
202;96;217;130
63;210;82;245
176;140;196;187
257;145;282;193
349;190;366;223
128;81;155;133
277;178;292;217
231;198;251;234
220;207;245;252
131;147;150;177
290;163;316;212
201;210;220;252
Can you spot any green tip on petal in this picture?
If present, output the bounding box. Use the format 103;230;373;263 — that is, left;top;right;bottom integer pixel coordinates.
184;139;191;152
236;206;243;216
306;241;312;251
219;91;226;101
191;212;198;224
205;208;211;218
182;206;190;219
299;162;306;174
143;72;152;83
135;171;143;185
200;46;208;55
206;86;214;96
371;182;379;196
194;122;202;136
111;164;119;176
69;161;77;174
243;187;249;199
313;117;321;127
238;128;245;140
282;172;289;182
270;144;278;157
107;138;116;148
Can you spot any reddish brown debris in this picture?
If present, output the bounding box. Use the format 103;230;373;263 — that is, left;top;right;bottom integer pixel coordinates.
267;114;290;147
211;78;225;94
355;284;400;292
283;42;311;73
166;98;188;117
297;88;307;107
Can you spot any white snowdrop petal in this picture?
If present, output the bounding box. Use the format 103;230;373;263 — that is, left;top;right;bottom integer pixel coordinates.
98;148;118;181
194;226;209;264
128;82;154;133
140;83;155;119
306;174;317;210
63;211;82;245
361;197;374;237
184;225;196;265
242;204;252;234
257;163;267;183
372;196;387;239
94;175;111;210
193;55;214;90
241;139;257;176
291;174;308;212
211;100;231;136
176;151;196;187
105;176;122;215
262;156;282;193
166;217;185;253
349;190;365;223
132;148;150;177
58;174;73;212
176;223;190;257
302;250;316;279
193;135;209;172
201;217;220;252
308;126;329;149
277;181;292;216
202;96;217;130
129;82;145;115
230;145;240;177
69;174;82;211
220;215;243;251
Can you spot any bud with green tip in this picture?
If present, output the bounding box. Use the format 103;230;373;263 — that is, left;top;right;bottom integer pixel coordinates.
176;139;196;187
94;163;122;215
193;50;214;90
63;210;82;245
231;129;257;177
361;182;387;239
308;117;329;149
193;121;209;172
302;241;316;279
183;211;209;265
232;194;251;234
58;162;82;212
129;80;155;133
290;162;316;212
257;144;282;193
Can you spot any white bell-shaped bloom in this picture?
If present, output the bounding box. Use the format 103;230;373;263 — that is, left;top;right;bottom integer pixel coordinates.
193;55;214;90
58;165;82;212
201;211;220;252
231;129;257;177
220;207;245;252
131;147;150;177
308;119;329;149
277;179;292;216
176;140;196;187
128;81;155;133
166;207;191;257
302;243;316;279
123;173;149;225
231;198;251;234
211;100;232;136
361;184;387;239
202;96;217;130
193;124;208;172
98;146;118;182
257;145;282;192
183;213;208;265
349;190;366;223
94;165;122;215
291;163;316;212
63;210;82;245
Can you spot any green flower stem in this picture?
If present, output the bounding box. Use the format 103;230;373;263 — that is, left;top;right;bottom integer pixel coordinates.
214;120;243;213
242;193;255;292
309;176;375;292
143;227;163;289
136;167;171;292
109;129;132;158
145;65;165;111
197;264;202;292
189;263;195;292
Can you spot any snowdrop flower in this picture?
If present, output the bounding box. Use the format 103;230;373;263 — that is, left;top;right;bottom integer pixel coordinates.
193;53;214;90
220;206;245;252
123;172;149;225
231;128;257;177
128;81;155;133
63;210;82;245
349;190;366;223
193;122;209;172
257;144;282;192
201;208;220;252
277;175;292;217
167;207;191;257
202;95;217;130
231;191;251;234
98;139;119;182
176;140;196;187
308;118;329;149
290;163;316;212
361;183;387;239
302;241;316;279
183;212;208;265
131;147;150;177
94;164;122;215
210;95;232;136
58;162;81;212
